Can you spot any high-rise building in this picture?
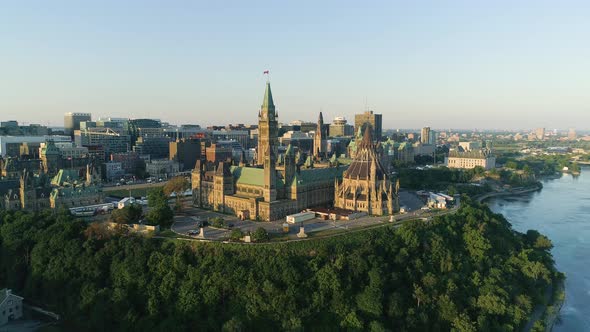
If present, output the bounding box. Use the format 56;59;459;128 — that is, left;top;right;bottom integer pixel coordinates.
354;111;382;140
170;138;202;171
132;136;172;159
420;127;431;144
64;113;91;136
428;130;438;145
329;116;354;137
568;128;577;141
535;128;545;140
74;128;130;158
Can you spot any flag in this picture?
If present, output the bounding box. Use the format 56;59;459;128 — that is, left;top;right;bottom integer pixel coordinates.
263;70;269;74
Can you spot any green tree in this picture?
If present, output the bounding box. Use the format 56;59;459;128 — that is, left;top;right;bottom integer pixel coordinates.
230;229;243;242
251;227;269;242
110;204;142;224
147;188;174;227
164;176;190;210
505;161;518;169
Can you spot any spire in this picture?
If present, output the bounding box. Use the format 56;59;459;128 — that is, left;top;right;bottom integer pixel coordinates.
261;82;275;114
318;111;324;125
359;123;374;149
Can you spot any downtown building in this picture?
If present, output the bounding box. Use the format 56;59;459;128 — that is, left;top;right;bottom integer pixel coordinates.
445;149;496;170
355;110;382;140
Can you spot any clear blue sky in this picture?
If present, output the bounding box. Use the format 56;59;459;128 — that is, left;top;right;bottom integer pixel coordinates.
1;0;589;130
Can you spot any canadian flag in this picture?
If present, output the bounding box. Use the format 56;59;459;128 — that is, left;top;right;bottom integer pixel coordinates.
263;70;269;74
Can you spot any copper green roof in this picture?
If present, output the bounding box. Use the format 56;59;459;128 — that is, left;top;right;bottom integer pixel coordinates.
230;166;283;188
295;166;347;185
51;169;81;186
337;157;353;165
261;82;275;111
230;166;263;186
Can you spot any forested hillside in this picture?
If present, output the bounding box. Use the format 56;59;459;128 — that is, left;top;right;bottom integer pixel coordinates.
0;200;560;331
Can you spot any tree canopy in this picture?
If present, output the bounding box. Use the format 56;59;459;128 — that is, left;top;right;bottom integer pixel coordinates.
0;200;561;331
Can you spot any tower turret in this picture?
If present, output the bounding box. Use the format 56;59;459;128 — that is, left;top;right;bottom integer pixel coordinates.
263;146;277;202
284;144;296;187
314;111;326;159
257;82;279;165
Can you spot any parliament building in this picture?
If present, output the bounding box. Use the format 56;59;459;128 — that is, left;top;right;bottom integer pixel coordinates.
191;83;347;221
334;127;399;215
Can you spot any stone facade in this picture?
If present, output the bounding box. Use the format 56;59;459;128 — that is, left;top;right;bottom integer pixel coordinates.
445;149;496;170
335;126;398;216
2;164;103;211
192;83;347;221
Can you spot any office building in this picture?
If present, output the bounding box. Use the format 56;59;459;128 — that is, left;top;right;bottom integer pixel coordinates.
445;149;496;170
421;127;431;144
568;128;577;140
146;159;180;179
0;136;71;157
132;136;172;159
75;128;130;157
64;112;92;136
329;117;354;137
170;138;202;171
355;111;382;140
535;128;546;141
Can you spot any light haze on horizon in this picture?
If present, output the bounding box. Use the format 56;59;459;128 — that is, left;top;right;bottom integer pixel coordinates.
1;0;589;130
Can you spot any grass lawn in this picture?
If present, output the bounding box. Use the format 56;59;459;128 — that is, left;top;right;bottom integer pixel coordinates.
157;228;191;239
105;184;165;198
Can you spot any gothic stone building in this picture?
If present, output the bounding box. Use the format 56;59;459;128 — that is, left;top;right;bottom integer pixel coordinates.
334;126;399;215
192;83;347;221
2;165;103;211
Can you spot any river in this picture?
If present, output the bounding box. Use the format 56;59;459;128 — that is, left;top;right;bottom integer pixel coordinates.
486;170;590;331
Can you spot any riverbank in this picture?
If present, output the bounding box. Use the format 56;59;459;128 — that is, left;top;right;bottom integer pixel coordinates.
476;182;543;203
544;279;566;332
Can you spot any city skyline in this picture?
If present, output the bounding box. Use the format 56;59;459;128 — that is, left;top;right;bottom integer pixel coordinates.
1;1;589;129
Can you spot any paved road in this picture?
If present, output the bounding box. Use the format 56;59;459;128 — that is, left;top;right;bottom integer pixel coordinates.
399;190;425;212
168;191;462;242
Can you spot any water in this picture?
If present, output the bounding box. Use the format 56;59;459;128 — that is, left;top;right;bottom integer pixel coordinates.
486;171;590;331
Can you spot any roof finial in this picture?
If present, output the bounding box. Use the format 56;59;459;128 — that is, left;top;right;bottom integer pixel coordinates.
263;69;270;83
